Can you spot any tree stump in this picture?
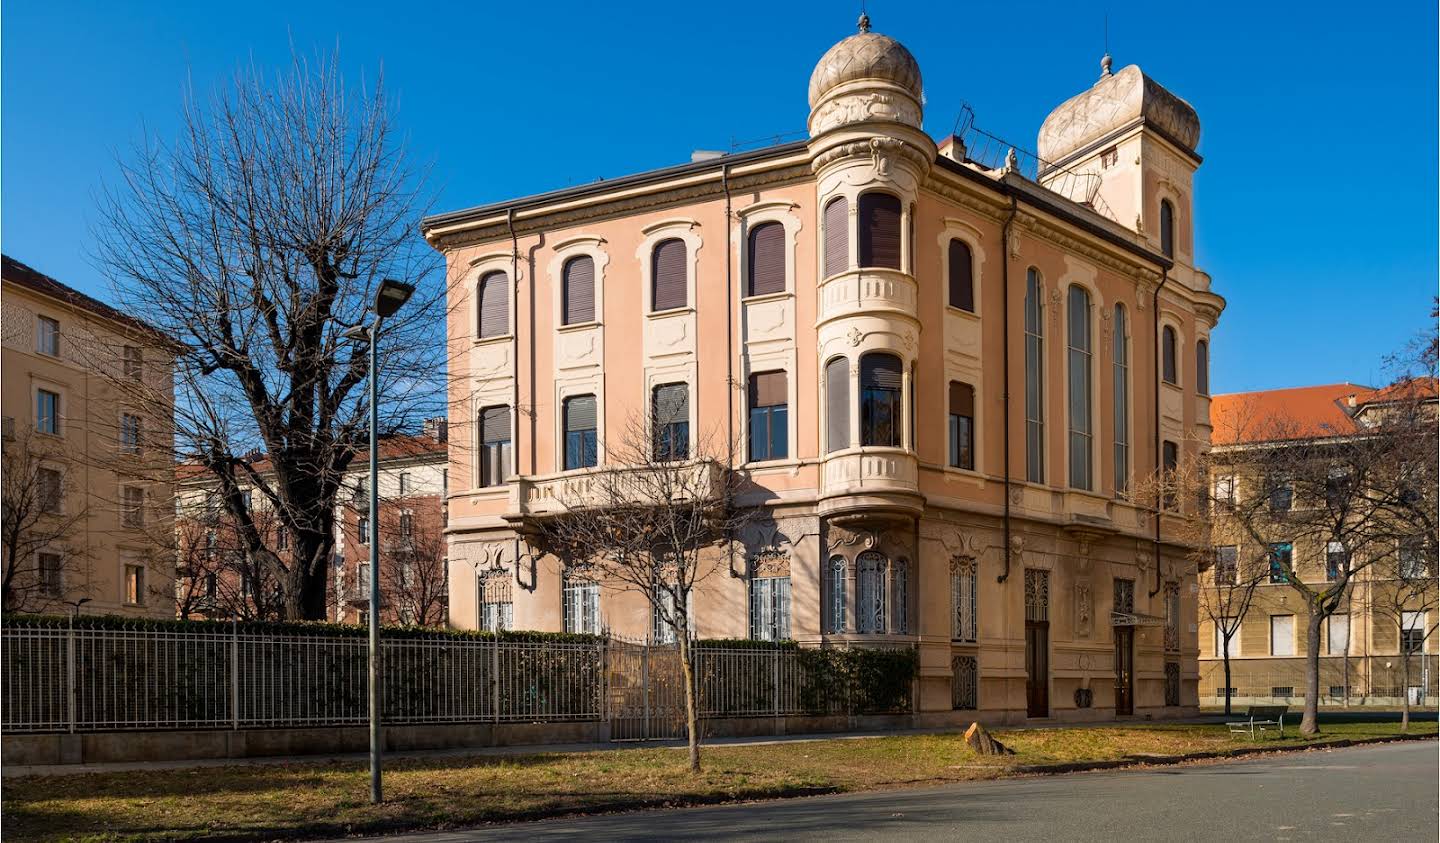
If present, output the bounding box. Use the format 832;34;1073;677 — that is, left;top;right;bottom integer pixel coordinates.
964;722;1014;756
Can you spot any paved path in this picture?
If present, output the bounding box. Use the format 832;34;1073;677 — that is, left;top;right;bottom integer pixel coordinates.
349;741;1439;842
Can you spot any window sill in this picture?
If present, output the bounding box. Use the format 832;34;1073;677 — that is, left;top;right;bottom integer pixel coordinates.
556;320;600;333
944;305;979;319
473;334;514;346
744;457;800;471
647;307;694;319
741;290;791;306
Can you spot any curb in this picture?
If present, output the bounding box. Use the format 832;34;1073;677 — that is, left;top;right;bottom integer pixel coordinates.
1009;732;1438;775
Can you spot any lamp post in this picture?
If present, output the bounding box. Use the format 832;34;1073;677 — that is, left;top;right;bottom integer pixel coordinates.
344;278;415;805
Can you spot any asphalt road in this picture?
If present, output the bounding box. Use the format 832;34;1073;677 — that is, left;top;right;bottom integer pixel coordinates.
363;741;1438;842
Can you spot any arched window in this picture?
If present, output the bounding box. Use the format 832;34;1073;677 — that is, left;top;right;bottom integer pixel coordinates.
1024;268;1045;483
1162;325;1178;385
561;255;595;325
948;239;974;312
1113;304;1130;495
827;555;847;633
1196;339;1210;395
859;352;903;447
477;271;509;339
747;221;786;297
1159;199;1175;259
856;551;887;634
823;197;849;277
1067;285;1093;490
825;357;850;453
857;193;902;270
651;238;688;311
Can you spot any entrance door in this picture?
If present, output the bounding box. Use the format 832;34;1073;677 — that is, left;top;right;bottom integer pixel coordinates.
1026;620;1049;717
1114;626;1134;715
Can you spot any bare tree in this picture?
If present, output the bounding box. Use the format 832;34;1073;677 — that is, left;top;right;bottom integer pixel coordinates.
171;496;290;621
376;506;448;627
533;409;754;773
1;429;89;612
1196;545;1272;716
93;50;440;619
1372;533;1438;732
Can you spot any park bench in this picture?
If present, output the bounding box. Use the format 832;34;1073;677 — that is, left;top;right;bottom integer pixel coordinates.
1226;705;1288;739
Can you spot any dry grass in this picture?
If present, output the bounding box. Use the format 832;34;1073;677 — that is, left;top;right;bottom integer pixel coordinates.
4;718;1433;842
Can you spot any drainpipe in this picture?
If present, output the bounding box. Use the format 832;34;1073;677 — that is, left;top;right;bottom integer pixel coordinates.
1149;269;1168;598
507;209;522;577
998;196;1019;584
722;163;741;579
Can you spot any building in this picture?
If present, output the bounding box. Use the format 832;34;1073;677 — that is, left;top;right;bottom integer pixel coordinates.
423;16;1224;722
1200;381;1438;706
1;255;178;617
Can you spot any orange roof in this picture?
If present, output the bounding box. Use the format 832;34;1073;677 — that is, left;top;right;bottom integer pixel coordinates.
1209;383;1367;446
1350;376;1439;407
175;433;446;482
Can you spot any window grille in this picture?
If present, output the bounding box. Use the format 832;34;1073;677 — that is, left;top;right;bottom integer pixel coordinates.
951;558;977;642
951;655;978;710
1024;569;1049;622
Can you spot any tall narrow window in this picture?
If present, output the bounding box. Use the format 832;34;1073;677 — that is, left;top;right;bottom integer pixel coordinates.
1270;614;1295;657
1214;546;1238;585
856;551;887;634
1024;268;1044;482
1327;614;1350;655
39;552;63;595
951;558;977;642
823;197;849;277
563;394;598;470
120;413;142;455
123;345;143;380
1162;440;1179;510
1268;542;1293;584
562;575;600;634
479;406;511;487
825;357;850;453
748;371;788;462
948;381;975;470
37;467;62;513
1164;583;1181;652
479;574;513;631
1159;199;1175;258
1067;285;1093;490
1326;541;1347;581
1162;325;1178;385
1196;339;1210;395
124;563;145;605
948;239;974;312
652;383;689;461
859;353;902;447
651;238;688;311
652;586;681;644
1113;304;1130;495
122;486;144;528
857;193;902;270
36;316;60;357
751;576;792;641
477;271;509;339
1402;611;1427;653
36;389;59;435
398;472;412;496
747;221;786;297
561;255;595;325
826;555;847;633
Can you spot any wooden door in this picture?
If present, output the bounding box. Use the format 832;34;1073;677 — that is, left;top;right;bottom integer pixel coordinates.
1025;620;1049;717
1114;626;1134;715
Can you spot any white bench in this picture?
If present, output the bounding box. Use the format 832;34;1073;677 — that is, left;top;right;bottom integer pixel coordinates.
1227;705;1288;739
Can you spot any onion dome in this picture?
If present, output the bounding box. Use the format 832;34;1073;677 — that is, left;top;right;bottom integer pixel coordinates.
1037;62;1201;166
808;13;923;109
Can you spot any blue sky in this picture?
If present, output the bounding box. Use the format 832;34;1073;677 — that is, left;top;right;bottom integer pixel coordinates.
4;1;1435;392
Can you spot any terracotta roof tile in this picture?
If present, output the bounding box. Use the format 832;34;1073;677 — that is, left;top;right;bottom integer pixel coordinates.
1209;383;1366;446
175;433;447;482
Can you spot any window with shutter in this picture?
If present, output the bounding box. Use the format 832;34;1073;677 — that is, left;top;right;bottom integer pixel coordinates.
858;193;902;270
748;371;788;462
479;406;511;487
747;222;786;297
652;383;689;461
948;381;975;470
860;352;903;447
948;239;974;312
562;255;595;325
1162;325;1178;385
825;357;850;453
477;271;509;339
823;197;849;277
563;394;598;470
651;239;688;311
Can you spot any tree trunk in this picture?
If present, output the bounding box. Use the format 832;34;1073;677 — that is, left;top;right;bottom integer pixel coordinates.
1223;651;1233;716
1400;647;1411;733
1301;610;1323;737
678;636;701;773
296;531;332;621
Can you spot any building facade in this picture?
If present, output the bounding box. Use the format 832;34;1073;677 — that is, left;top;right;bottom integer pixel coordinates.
1;255;178;617
425;18;1224;722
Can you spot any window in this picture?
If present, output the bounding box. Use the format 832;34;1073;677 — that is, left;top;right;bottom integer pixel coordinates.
36;316;60;356
652;587;684;644
399;512;413;539
1164;583;1181;652
1214;545;1238;585
1268;542;1292;584
1024;268;1044;482
1399;536;1429;579
855;552;888;634
651;383;689;461
38;551;62;595
1328;614;1350;655
240;490;253;514
37;467;62;513
1270;614;1295;656
120;413;142;455
1162;440;1179;510
563;394;599;470
651;238;688;311
857;193;902;270
747;222;786;297
356;562;371;599
479;405;511;487
1326;542;1347;581
1213;475;1236;511
562;575;600;634
826;555;847;633
398;472;411;496
1100;146;1118;168
825;357;850;453
124;563;145;605
947;239;974;311
1402;611;1427;654
122;486;144;528
748;372;788;462
123;345;143;380
1066;285;1093;490
823;197;849;277
1215;619;1239;659
750;576;791;641
1161;325;1178;385
948;382;975;470
36;389;60;435
477;270;509;339
1159;199;1175;258
1271;686;1294;698
1113;304;1129;495
1324;466;1351;507
1195;339;1209;395
1269;481;1293;513
479;575;513;631
275;528;288;551
951;559;977;642
561;255;596;325
859;353;902;448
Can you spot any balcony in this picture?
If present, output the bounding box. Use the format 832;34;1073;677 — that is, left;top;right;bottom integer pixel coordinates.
819;448;922;519
504;461;727;526
818;268;917;324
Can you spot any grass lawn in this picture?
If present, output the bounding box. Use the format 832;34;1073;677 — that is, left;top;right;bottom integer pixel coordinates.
4;717;1434;842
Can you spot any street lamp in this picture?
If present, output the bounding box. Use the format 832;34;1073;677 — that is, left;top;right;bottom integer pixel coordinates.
344;277;414;805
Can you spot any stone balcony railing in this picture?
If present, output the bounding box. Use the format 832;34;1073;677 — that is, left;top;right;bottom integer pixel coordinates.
505;460;727;523
818;268;917;324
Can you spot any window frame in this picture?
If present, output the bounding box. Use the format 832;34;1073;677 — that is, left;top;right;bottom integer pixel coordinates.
1161;324;1179;386
1270;614;1295;657
36;388;60;436
562;393;600;471
476;269;511;340
119;412;143;456
477;405;512;488
1159;198;1176;259
947;381;976;471
1065;284;1094;491
1195;338;1210;396
1023;268;1045;483
856;191;903;271
124;563;146;606
859;351;904;449
1113;303;1130;496
946;237;975;313
651;382;690;462
35;315;60;357
746;370;789;464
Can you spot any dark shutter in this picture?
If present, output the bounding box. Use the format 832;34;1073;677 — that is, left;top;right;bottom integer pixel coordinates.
749;371;787;408
826;357;849;453
651;239;688;311
858;193;902;270
562;256;595;325
747;222;786;296
1162;326;1178;384
949;381;975;417
478;271;509;338
860;353;903;390
653;383;689;426
824;197;849;277
1196;340;1209;395
948;239;974;311
564;394;597;431
481;406;510;443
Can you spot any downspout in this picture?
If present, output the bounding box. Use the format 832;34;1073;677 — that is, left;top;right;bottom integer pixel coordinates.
1149;269;1168;598
722;163;741;579
507;209;523;578
998;196;1019;584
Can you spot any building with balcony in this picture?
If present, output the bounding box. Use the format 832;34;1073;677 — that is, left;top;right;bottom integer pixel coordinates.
424;16;1224;722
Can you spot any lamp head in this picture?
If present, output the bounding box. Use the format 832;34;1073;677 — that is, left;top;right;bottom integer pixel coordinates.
374;279;415;319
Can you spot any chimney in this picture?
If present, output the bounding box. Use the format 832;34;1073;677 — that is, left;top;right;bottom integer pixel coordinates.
691;150;726;163
423;417;448;443
938;135;968;163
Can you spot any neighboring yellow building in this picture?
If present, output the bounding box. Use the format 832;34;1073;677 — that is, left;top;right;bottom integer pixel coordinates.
424;17;1224;723
1;255;178;617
